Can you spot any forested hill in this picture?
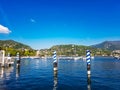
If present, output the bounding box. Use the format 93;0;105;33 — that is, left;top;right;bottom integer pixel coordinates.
44;44;110;56
51;44;94;56
1;40;119;56
0;40;32;50
91;41;120;50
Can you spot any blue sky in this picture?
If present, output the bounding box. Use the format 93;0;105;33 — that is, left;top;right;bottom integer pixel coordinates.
0;0;120;49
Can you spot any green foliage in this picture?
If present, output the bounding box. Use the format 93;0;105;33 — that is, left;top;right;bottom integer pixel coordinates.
0;40;36;56
0;40;32;49
39;44;112;56
0;40;112;57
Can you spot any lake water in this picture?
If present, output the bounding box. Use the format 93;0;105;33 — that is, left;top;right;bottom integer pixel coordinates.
0;57;120;90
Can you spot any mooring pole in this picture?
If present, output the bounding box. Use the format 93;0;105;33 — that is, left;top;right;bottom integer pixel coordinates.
16;52;20;68
7;52;12;66
0;67;4;78
53;51;58;90
53;51;58;73
86;50;91;75
86;50;91;90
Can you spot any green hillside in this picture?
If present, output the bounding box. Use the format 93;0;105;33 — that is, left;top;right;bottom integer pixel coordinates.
39;44;111;56
0;40;32;49
0;40;36;56
0;40;116;56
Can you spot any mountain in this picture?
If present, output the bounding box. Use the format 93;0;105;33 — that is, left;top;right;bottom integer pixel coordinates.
91;41;120;50
39;44;111;56
47;44;100;56
0;40;32;50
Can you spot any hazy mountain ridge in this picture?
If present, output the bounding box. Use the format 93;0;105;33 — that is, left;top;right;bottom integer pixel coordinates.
91;41;120;50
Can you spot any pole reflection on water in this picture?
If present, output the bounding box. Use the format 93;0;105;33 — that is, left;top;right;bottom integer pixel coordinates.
1;57;120;90
16;64;20;78
53;70;58;90
53;51;58;90
0;66;14;79
87;74;91;90
0;68;4;78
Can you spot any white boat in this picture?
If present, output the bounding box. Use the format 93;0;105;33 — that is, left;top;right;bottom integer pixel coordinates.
114;56;120;60
74;56;82;60
58;57;73;60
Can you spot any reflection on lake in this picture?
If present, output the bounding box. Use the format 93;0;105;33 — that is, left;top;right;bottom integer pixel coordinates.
0;57;120;90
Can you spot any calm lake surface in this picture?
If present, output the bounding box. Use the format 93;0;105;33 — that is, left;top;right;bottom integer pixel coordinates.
0;57;120;90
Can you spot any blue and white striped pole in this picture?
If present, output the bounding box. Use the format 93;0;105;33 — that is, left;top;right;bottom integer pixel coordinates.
86;50;91;90
53;51;57;62
53;51;58;90
86;50;91;75
53;51;58;71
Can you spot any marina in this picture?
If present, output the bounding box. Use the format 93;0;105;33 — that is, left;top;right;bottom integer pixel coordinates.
0;50;14;67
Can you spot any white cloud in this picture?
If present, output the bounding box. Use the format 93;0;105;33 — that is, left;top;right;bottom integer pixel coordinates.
0;24;11;34
30;18;36;23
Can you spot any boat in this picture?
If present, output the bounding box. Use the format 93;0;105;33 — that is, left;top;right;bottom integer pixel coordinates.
58;56;74;60
114;56;120;60
74;56;82;60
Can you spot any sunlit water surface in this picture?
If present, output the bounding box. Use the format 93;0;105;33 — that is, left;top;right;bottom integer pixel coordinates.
0;57;120;90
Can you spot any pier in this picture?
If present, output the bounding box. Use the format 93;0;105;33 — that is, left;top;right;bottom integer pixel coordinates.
0;50;14;67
